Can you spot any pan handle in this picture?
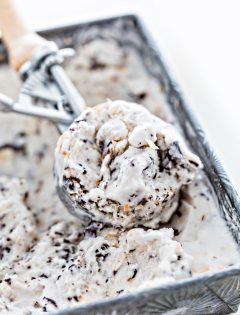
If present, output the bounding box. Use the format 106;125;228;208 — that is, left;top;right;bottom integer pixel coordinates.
0;0;47;71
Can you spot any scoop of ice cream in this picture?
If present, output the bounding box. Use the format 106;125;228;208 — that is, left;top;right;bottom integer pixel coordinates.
55;100;202;228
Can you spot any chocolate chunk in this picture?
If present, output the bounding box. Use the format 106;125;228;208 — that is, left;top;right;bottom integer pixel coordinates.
89;57;106;70
43;297;58;308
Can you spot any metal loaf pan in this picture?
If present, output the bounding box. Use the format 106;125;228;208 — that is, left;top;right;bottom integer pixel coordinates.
1;14;240;315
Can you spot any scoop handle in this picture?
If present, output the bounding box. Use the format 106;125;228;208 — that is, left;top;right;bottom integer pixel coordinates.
0;0;47;71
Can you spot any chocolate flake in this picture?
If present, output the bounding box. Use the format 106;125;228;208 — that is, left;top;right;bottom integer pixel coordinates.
43;297;58;308
4;278;11;285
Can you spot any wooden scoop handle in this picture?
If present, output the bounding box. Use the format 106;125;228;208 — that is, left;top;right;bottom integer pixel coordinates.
0;0;47;71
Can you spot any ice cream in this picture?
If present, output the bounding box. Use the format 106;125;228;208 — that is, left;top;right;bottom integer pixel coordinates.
0;38;239;315
65;39;174;122
55;100;201;228
0;177;192;314
0;177;36;269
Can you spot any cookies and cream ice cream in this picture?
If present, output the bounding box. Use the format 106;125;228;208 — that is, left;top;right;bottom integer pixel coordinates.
0;177;192;314
55;100;201;228
0;178;36;268
0;38;239;315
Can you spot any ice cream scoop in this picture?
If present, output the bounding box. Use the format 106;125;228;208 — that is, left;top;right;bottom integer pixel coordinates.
55;100;202;227
0;1;201;226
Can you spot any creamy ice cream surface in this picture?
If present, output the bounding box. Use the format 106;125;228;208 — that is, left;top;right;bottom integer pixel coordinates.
55;100;201;228
0;177;192;314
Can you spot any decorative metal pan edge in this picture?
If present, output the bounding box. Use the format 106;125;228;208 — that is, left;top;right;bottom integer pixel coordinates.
0;14;240;315
51;267;240;315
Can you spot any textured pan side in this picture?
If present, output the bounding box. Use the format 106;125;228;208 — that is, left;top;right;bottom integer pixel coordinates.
52;269;240;315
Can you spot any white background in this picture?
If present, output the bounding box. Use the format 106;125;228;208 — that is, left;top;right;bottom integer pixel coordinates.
13;0;240;192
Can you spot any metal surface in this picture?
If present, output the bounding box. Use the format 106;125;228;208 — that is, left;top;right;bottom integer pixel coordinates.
0;43;85;129
20;43;86;118
1;14;240;315
19;59;72;133
0;92;72;124
51;64;85;116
